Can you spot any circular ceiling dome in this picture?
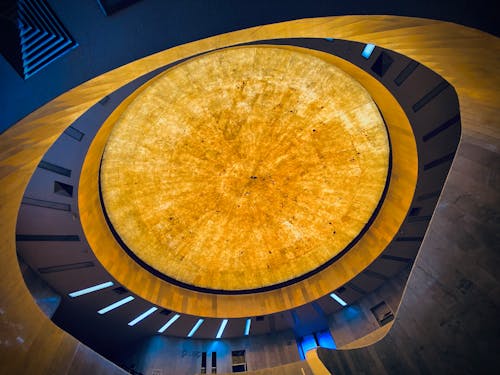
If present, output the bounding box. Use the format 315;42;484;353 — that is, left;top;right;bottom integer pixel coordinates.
100;46;389;292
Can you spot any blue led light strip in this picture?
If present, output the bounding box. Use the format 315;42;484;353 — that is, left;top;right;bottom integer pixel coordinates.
330;292;347;307
128;307;158;326
187;319;204;337
361;43;376;59
157;314;181;333
216;319;228;339
244;318;251;336
69;281;114;297
97;296;134;314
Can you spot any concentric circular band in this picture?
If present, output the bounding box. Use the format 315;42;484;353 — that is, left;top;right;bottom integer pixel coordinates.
79;45;417;317
99;46;390;292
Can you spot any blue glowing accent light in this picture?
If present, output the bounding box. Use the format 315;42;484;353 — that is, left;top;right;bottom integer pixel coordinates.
128;307;158;326
330;292;347;307
97;296;134;314
361;43;376;59
69;281;114;297
344;306;361;320
157;314;180;333
244;318;251;336
316;330;336;349
301;334;318;354
187;319;204;337
216;319;229;339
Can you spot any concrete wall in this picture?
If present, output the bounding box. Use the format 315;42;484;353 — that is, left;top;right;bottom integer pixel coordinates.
329;267;409;348
125;330;305;375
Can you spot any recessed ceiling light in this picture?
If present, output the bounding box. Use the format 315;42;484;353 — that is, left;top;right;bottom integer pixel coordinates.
157;314;180;333
362;43;375;59
244;318;251;336
216;319;228;339
187;319;204;338
97;296;134;314
330;292;348;307
68;281;114;297
128;307;158;326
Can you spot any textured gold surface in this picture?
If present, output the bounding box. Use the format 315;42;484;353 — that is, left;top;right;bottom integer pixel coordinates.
78;47;418;318
80;46;416;317
100;47;389;290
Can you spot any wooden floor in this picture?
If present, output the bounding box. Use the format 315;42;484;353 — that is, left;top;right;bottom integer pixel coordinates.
1;16;498;374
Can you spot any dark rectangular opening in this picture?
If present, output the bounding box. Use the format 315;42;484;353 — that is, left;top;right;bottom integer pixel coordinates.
211;352;217;374
99;95;110;105
38;160;71;177
423;114;460;142
347;282;366;294
381;254;413;263
395;236;424;242
412;81;449;112
363;269;388;280
96;0;141;16
64;126;84;141
38;261;94;274
394;60;418;86
16;234;80;241
113;286;128;295
54;181;73;197
416;191;440;201
371;51;394;77
201;352;207;374
370;301;394;326
409;207;421;216
407;215;431;223
22;197;70;211
232;350;246;373
423;152;455;170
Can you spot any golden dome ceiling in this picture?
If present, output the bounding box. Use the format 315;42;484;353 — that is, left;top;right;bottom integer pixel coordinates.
100;46;389;291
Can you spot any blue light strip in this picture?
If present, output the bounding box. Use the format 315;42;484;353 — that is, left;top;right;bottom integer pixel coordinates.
361;43;376;59
187;319;204;337
330;292;347;307
97;296;134;314
216;319;228;339
157;314;180;333
244;318;251;336
69;281;114;297
128;307;158;326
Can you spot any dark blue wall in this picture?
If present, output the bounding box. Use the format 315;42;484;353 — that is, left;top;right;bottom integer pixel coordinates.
0;0;497;133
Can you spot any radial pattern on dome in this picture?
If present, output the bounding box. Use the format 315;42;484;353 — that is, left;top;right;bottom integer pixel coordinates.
100;46;390;291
